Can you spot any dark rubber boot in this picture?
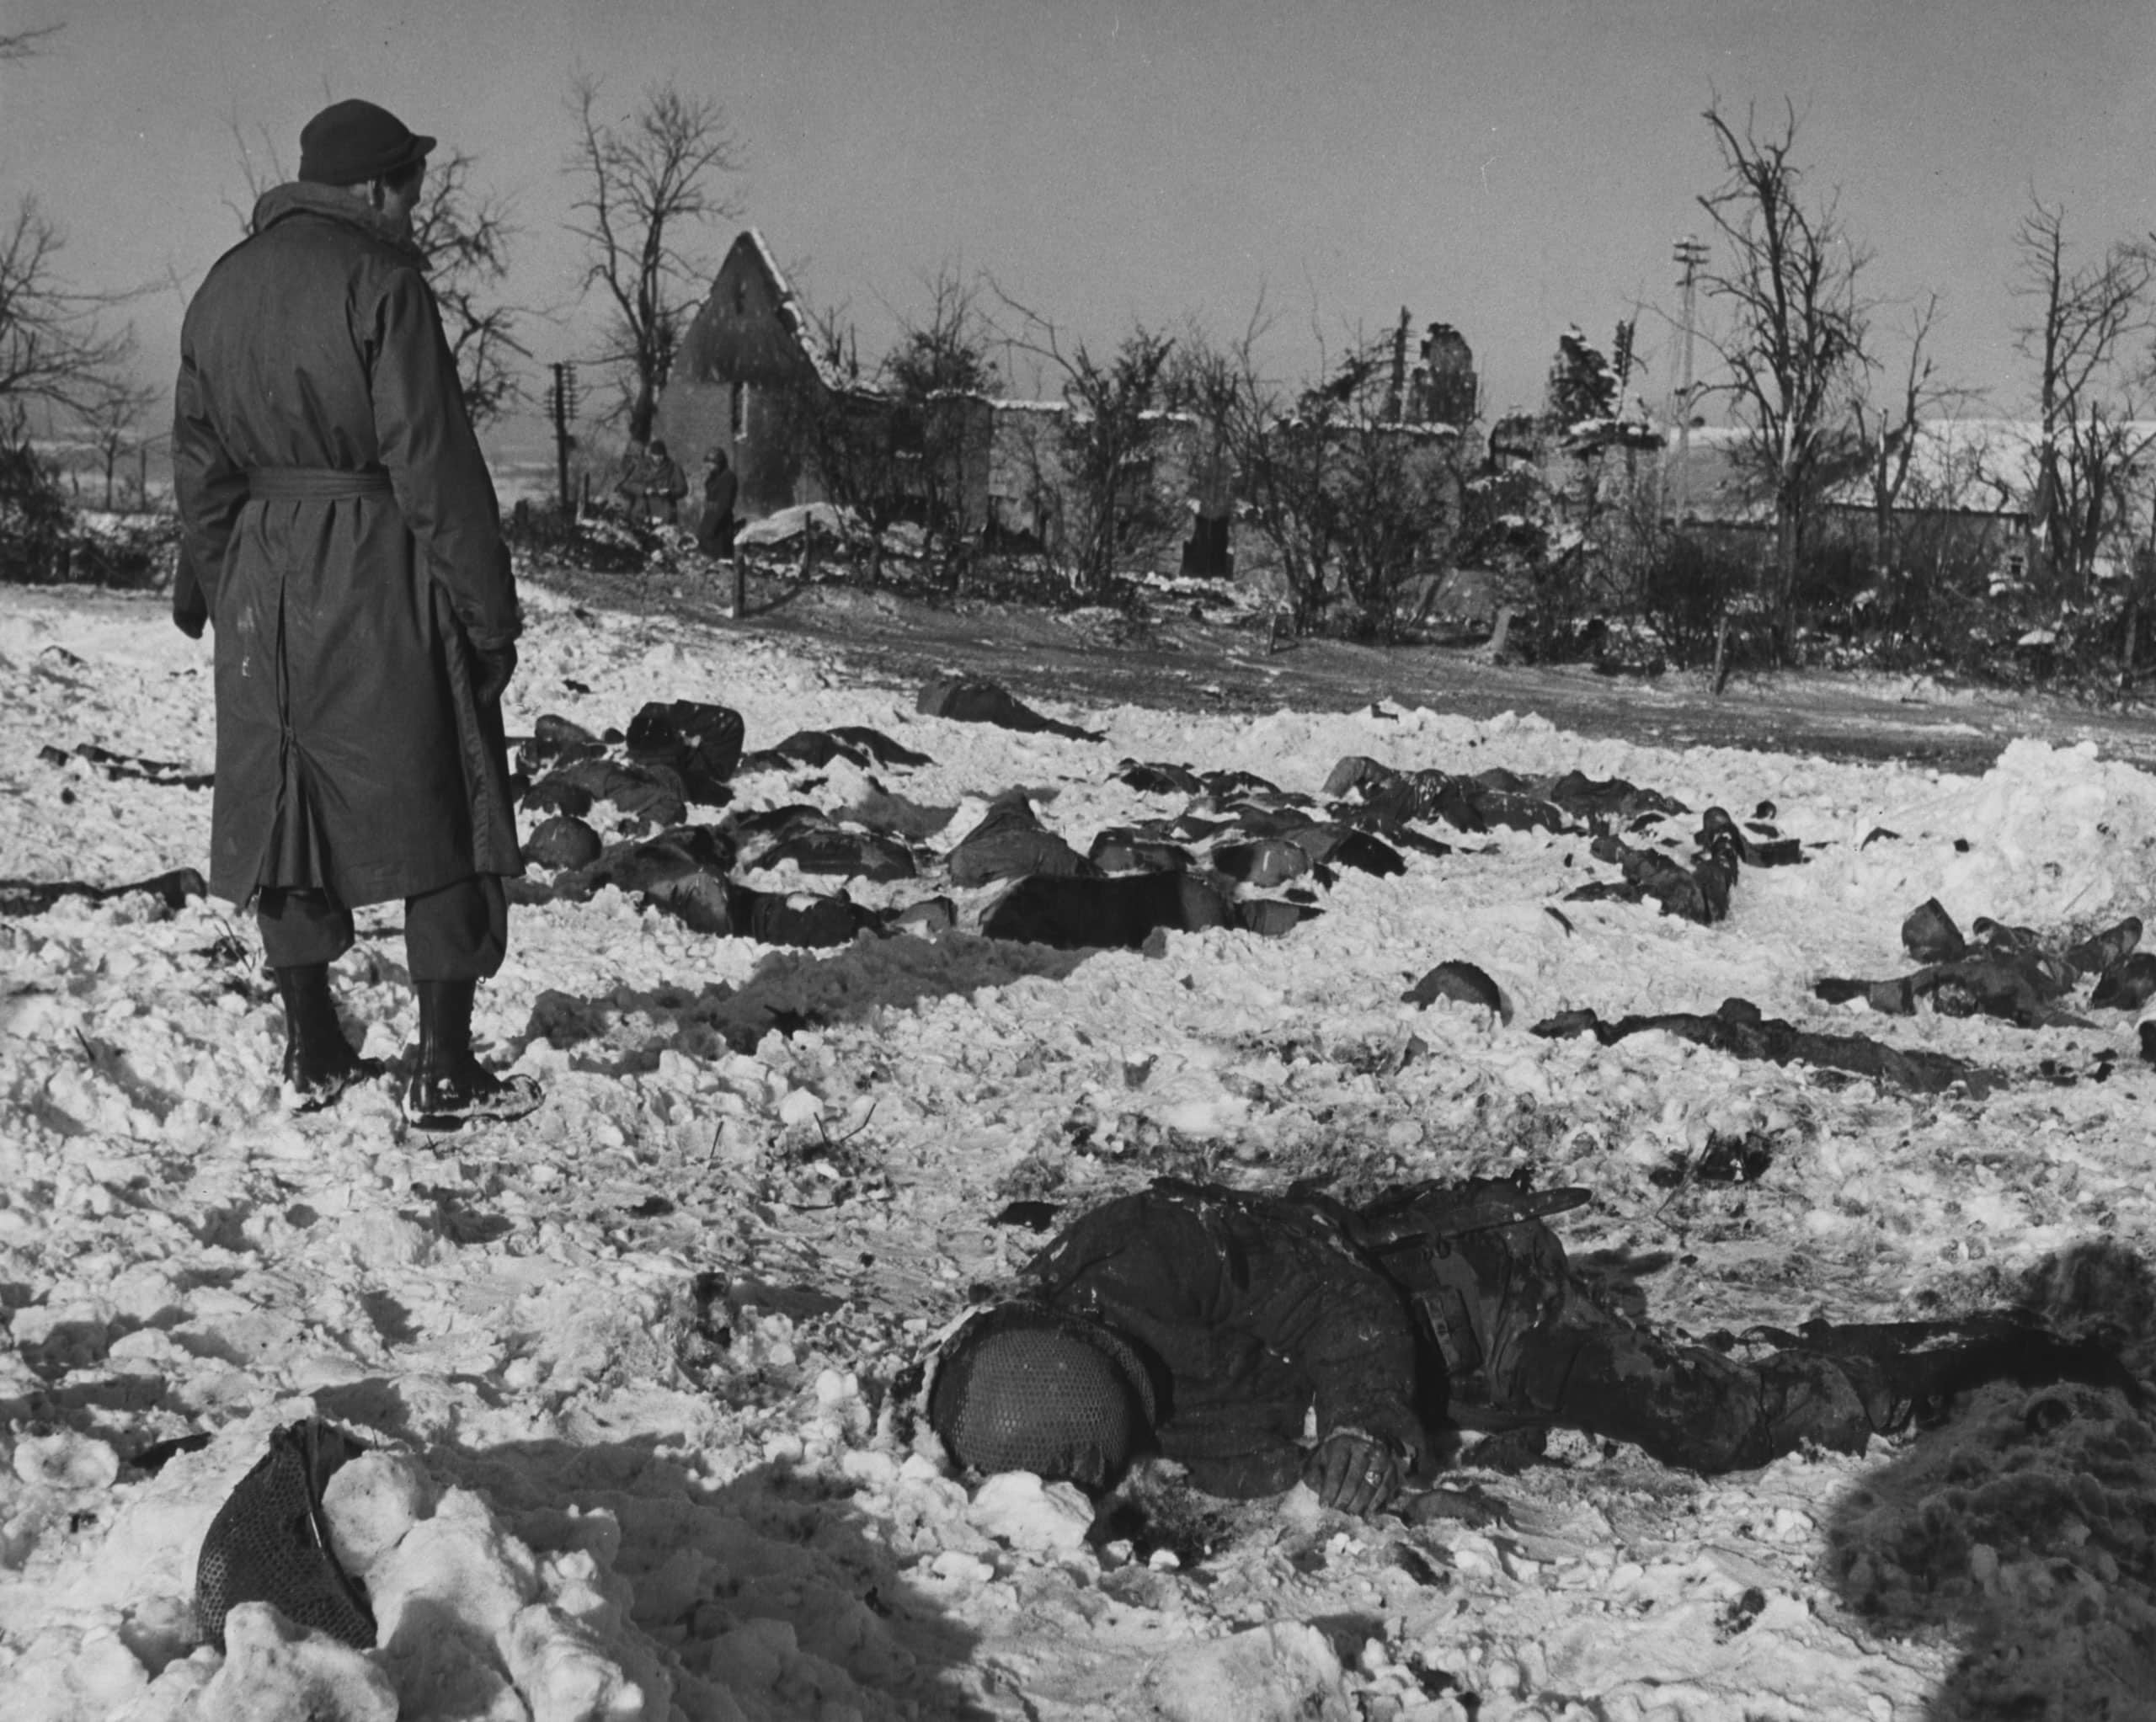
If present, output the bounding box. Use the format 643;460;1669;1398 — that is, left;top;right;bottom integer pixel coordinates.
401;978;542;1131
271;965;380;1112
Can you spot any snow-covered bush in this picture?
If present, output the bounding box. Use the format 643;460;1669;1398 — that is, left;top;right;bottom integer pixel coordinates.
0;433;75;584
1;434;176;590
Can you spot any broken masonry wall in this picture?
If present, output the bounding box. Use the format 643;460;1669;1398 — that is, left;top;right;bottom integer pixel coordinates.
663;235;1465;589
927;392;1001;543
1407;323;1477;429
979;400;1069;552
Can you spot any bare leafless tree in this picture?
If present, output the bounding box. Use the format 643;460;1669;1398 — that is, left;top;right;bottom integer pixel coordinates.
782;304;908;584
225;114;530;428
992;285;1182;599
1858;296;1978;572
219;109;286;234
1307;341;1465;641
781;267;1001;588
1695;101;1871;660
565;73;744;444
78;374;162;509
886;266;998;584
1175;317;1331;633
0;24;137;440
1165;309;1463;640
408;153;530;428
2012;195;2156;593
0;195;139;430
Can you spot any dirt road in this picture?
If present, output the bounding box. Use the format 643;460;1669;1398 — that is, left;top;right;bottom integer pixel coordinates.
536;562;2156;776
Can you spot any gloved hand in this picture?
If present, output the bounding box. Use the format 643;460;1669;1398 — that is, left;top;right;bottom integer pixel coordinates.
173;565;209;639
1304;1426;1403;1517
472;640;518;706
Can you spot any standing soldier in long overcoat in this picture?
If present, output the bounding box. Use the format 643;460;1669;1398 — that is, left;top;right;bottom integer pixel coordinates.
171;98;540;1128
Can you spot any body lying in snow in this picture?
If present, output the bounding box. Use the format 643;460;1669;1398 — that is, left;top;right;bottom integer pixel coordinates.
931;1178;2141;1517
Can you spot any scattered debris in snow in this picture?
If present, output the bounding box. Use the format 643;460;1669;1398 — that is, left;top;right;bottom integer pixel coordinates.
2;582;2153;1719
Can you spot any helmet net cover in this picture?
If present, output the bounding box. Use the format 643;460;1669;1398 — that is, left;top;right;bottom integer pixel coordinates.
930;1303;1157;1487
194;1419;377;1654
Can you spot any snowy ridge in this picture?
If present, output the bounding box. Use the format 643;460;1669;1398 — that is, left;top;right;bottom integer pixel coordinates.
1;584;2153;1719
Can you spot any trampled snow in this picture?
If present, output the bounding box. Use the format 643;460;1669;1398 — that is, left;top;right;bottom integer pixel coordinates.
2;580;2153;1720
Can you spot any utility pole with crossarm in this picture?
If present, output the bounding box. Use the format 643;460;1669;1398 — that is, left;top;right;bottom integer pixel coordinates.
1665;234;1709;525
548;362;580;519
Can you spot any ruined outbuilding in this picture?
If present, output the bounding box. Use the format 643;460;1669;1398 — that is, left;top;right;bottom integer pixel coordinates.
654;232;1236;571
1406;322;1478;428
657;233;1476;590
656;231;841;519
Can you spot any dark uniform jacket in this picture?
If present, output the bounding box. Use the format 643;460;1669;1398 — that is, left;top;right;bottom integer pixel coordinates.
695;463;738;554
1017;1178;2110;1482
1021;1181;1431;1484
172;183;522;909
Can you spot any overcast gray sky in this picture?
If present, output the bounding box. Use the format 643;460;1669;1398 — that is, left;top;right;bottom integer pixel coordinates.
4;0;2152;454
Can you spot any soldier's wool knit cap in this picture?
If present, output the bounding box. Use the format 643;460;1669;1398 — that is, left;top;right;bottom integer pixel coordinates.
298;99;435;185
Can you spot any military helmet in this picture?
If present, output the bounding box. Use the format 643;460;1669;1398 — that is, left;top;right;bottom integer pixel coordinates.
929;1303;1157;1487
195;1419;376;1653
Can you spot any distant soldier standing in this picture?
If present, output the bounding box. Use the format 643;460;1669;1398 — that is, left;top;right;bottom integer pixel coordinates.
171;98;540;1128
695;447;738;555
611;440;654;518
647;437;688;525
612;437;686;524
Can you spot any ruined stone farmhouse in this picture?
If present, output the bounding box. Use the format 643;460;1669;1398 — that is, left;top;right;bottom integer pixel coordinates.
654;230;835;520
654;231;1227;569
655;232;1473;579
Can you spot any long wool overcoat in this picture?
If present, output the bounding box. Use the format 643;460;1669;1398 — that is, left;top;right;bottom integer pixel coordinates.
172;182;522;909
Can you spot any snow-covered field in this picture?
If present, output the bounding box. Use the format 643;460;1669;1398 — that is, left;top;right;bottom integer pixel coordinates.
3;579;2153;1721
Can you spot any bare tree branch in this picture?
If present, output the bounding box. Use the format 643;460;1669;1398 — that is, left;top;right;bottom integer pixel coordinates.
77;373;162;509
220;104;286;235
0;24;63;62
1694;99;1872;659
1851;292;1983;620
1168;301;1461;639
2012;194;2156;589
988;284;1182;597
410;150;531;427
0;195;139;427
1168;308;1337;631
564;72;744;442
887;265;998;584
1;22;149;468
776;265;1001;588
221;119;531;427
